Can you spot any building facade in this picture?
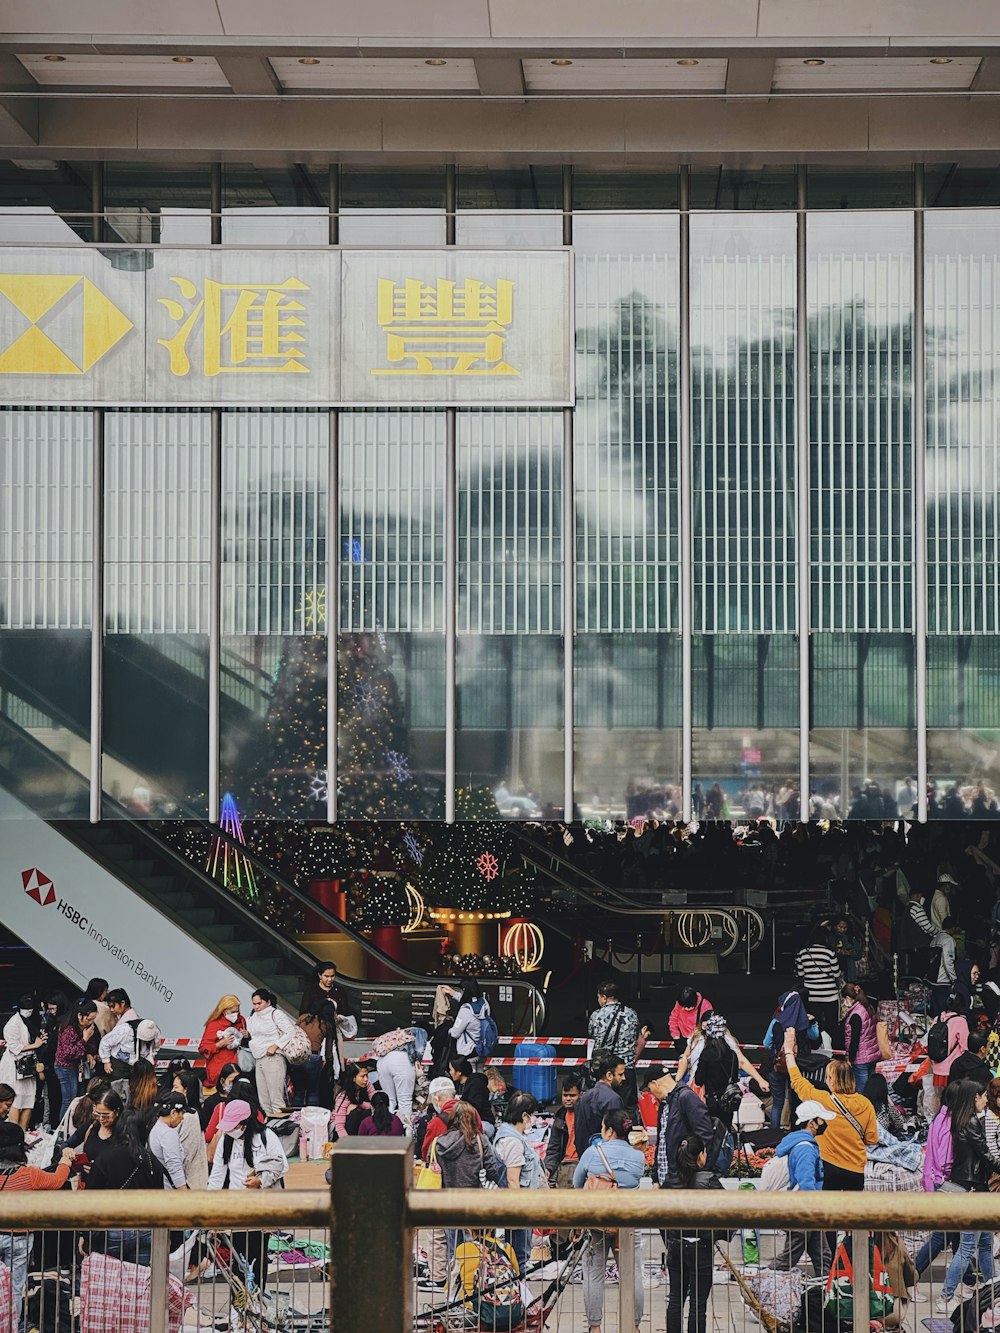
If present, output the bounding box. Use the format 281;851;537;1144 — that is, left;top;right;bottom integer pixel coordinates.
1;12;999;824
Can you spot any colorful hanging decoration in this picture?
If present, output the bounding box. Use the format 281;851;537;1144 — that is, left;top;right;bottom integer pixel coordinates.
206;792;258;899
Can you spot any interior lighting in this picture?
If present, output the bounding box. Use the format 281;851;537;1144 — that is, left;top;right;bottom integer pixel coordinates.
172;56;194;63
929;56;953;64
802;58;826;66
550;59;573;66
677;59;700;66
424;59;448;66
298;57;321;66
43;55;66;62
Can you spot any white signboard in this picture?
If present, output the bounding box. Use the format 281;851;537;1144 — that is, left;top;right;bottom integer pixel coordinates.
1;787;251;1038
0;247;572;407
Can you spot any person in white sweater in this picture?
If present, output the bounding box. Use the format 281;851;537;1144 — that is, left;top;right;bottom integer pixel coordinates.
246;989;295;1116
207;1099;287;1293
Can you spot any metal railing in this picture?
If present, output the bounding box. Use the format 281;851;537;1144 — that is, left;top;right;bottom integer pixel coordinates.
6;1142;1000;1333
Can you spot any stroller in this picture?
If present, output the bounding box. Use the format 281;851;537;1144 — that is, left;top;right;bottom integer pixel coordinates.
414;1232;586;1332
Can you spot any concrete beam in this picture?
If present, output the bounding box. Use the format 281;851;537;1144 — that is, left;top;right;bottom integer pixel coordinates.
473;56;526;97
972;57;1000;91
216;55;282;95
725;57;776;96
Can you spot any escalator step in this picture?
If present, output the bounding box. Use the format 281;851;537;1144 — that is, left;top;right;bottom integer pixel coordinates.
200;925;238;943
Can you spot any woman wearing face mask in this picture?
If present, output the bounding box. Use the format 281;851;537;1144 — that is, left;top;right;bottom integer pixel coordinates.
246;989;295;1117
207;1099;288;1293
0;997;46;1129
199;996;248;1094
200;1061;240;1133
493;1092;547;1279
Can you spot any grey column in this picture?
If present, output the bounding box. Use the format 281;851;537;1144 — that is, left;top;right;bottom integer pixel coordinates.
89;407;104;824
679;166;693;820
796;166;811;821
445;163;457;821
210;162;222;246
90;162;104;244
327;409;339;823
328;163;340;247
914;166;928;822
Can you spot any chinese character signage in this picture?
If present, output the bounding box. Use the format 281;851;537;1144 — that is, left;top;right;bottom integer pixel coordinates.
0;247;571;406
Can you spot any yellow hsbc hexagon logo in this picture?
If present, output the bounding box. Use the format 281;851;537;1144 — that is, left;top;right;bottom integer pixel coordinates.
0;273;133;374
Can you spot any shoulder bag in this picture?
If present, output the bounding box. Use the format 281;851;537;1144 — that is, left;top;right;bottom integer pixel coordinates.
416;1139;442;1190
583;1143;619;1191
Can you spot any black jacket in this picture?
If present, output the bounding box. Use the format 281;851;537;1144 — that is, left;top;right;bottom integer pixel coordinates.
574;1082;624;1158
656;1085;714;1186
949;1054;993;1092
543;1105;573;1178
951;1118;1000;1191
460;1072;492;1123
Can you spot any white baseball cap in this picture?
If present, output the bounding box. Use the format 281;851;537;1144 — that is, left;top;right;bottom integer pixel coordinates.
795;1099;836;1124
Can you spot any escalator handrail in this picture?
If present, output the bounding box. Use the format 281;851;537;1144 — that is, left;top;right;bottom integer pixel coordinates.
0;689;545;1030
516;831;644;908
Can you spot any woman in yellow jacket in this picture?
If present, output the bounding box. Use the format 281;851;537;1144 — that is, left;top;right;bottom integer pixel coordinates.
783;1028;878;1189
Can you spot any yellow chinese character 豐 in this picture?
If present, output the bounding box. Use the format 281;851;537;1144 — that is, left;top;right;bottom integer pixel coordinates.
371;276;518;376
157;276;309;376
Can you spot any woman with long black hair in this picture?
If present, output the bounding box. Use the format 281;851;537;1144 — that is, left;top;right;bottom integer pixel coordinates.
331;1062;371;1138
935;1079;1000;1314
356;1089;405;1137
662;1132;723;1333
54;1000;100;1110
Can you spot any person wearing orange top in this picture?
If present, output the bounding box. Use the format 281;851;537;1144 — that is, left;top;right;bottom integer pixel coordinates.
783;1028;877;1189
0;1122;74;1333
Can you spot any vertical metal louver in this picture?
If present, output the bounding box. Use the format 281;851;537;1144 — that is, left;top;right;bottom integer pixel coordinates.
0;408;92;630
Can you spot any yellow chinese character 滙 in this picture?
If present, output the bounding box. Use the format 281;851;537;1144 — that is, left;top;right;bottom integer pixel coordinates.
157;276;309;377
371;276;518;376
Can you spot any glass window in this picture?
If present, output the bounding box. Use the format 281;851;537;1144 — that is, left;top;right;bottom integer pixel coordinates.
925;210;1000;815
573;213;682;819
690;168;797;211
808;211;916;812
690;214;799;811
105;162;213;244
103;409;211;817
807;167;915;210
458;409;563;818
221;410;328;819
339;409;445;818
572;170;678;211
0;408;92;817
340;168;445;246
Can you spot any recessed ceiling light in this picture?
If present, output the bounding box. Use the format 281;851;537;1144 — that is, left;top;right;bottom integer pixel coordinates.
929;56;953;65
172;56;194;63
677;58;700;66
424;58;447;66
298;57;321;66
43;54;66;62
550;59;573;67
802;58;826;66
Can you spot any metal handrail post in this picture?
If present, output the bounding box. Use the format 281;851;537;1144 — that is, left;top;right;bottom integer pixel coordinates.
618;1225;637;1330
851;1229;870;1333
149;1228;170;1333
330;1139;413;1333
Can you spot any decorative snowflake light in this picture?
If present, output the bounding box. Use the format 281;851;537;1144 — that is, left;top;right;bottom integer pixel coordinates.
385;749;411;783
476;852;500;881
354;681;380;720
299;587;326;631
309;769;328;802
403;831;425;866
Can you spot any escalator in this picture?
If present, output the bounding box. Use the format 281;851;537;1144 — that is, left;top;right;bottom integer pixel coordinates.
0;681;544;1042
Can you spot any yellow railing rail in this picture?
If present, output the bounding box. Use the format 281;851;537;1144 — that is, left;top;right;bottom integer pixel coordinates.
0;1187;329;1230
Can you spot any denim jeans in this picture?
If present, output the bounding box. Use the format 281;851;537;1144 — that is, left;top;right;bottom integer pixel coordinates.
55;1064;80;1111
768;1072;788;1128
290;1052;322;1107
93;1230;152;1267
507;1227;532;1278
852;1062;874;1095
943;1230;993;1300
583;1229;644;1328
0;1233;32;1333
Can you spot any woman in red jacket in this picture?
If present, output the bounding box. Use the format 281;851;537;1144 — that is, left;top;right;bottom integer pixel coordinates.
199;995;248;1093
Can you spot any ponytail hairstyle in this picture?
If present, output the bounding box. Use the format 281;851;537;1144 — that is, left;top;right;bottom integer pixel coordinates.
602;1108;633;1141
369;1090;395;1135
675;1133;707;1188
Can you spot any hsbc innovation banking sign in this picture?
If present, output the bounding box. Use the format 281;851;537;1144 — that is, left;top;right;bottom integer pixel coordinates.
2;787;249;1037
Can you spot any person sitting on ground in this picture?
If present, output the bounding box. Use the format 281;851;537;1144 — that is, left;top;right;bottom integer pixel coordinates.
861;1073;908;1137
356;1089;406;1138
331;1062;372;1139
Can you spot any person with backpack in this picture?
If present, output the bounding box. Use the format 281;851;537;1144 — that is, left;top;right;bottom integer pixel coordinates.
926;996;969;1118
661;1132;723;1333
97;989;142;1076
912;1081;961;1283
493;1092;547;1279
769;1099;836;1276
573;1108;646;1333
931;918;960;1014
453;1231;524;1332
587;981;644;1110
762;990;819;1129
449;982;496;1070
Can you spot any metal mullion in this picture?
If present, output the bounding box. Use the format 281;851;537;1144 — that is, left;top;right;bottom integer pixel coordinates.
90;408;104;823
445;405;457;823
796;169;810;820
680;167;692;818
327;409;338;823
914;171;928;819
208;408;222;824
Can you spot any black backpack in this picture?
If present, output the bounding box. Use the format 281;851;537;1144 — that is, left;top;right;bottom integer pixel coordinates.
926;1016;954;1064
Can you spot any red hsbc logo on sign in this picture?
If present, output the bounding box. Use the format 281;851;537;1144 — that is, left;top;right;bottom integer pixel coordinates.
22;868;55;907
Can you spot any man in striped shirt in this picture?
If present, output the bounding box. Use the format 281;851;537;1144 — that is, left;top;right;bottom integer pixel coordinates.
794;929;843;1041
0;1122;74;1332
